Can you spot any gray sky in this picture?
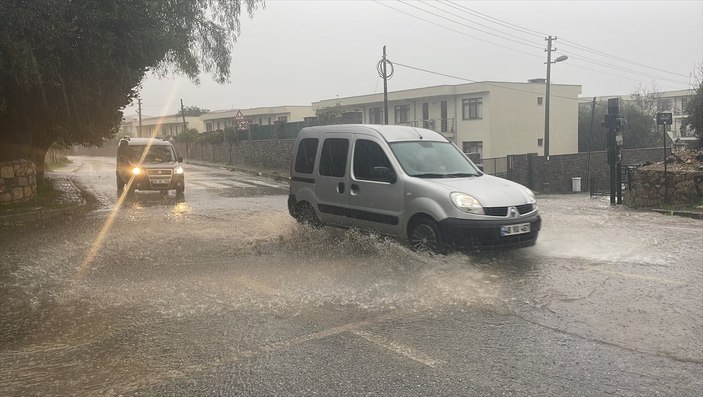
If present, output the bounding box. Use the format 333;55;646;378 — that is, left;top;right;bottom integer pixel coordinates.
126;0;703;117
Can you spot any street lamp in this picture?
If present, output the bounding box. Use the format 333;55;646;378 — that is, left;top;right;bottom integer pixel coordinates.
544;54;568;160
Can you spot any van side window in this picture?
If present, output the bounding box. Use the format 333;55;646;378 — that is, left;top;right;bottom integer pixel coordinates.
294;138;318;174
353;139;393;181
319;138;349;177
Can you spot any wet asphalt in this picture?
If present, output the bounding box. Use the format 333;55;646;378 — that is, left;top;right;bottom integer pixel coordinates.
1;156;701;396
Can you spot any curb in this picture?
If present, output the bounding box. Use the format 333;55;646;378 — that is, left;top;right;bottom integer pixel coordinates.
651;208;703;220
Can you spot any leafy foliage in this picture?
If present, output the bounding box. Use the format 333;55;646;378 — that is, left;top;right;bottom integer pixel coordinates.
314;104;343;125
0;0;263;172
180;106;209;117
685;66;703;143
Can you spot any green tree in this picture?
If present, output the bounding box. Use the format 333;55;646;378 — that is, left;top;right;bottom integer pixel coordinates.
0;0;263;178
174;128;200;159
314;104;343;125
685;65;703;144
180;106;209;117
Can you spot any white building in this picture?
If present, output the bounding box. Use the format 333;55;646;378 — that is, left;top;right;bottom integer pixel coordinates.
313;81;581;159
579;89;696;147
120;115;205;138
200;106;315;132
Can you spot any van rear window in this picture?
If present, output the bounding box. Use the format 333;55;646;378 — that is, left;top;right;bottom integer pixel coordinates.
294;138;318;174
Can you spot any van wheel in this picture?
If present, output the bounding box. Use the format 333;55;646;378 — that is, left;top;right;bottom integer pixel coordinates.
297;202;321;227
408;217;443;253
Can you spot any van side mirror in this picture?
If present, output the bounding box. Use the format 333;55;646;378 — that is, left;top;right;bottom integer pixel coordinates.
476;163;484;172
372;166;396;183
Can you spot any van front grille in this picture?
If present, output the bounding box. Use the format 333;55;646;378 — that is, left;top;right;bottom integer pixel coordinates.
484;204;534;217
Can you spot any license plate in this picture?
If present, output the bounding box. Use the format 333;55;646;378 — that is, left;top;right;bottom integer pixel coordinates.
500;222;531;236
150;178;170;185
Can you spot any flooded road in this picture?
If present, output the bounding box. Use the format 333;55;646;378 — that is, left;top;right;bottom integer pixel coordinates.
1;156;701;396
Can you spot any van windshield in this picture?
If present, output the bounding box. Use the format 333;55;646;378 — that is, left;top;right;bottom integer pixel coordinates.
126;145;176;164
389;141;480;178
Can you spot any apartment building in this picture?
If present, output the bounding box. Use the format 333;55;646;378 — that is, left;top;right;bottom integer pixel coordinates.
579;89;696;147
200;106;315;132
313;81;581;159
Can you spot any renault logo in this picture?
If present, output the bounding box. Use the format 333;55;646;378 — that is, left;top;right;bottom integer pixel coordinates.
508;207;518;218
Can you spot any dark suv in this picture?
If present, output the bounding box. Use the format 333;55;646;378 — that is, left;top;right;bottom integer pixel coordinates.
116;137;185;195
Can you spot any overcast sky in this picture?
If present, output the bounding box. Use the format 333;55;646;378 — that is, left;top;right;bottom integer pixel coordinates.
125;0;703;117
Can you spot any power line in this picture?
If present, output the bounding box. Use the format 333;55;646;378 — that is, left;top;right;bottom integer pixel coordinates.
392;61;579;101
443;0;691;79
411;0;543;50
380;0;692;88
371;0;543;61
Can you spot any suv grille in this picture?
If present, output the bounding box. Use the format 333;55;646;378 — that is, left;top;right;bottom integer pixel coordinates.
146;169;173;176
484;204;534;217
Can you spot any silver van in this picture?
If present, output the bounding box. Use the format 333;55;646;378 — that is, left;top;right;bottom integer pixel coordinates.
288;125;541;251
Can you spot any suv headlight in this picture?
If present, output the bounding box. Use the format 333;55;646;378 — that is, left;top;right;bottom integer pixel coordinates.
131;167;142;175
175;166;184;174
450;192;484;214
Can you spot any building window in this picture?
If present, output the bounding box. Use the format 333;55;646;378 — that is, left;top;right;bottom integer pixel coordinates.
681;97;688;114
462;141;483;158
369;107;383;124
422;103;429;128
395;105;410;124
537;97;543;105
206;123;213;132
538;138;543;147
462;98;482;120
440;101;448;132
278;116;288;123
658;98;672;111
267;117;272;125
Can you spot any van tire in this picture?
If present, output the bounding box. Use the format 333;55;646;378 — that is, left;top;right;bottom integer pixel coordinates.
297;202;321;227
408;217;444;253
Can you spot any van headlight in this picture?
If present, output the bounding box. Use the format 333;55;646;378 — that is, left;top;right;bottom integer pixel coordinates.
450;192;484;214
523;186;536;204
174;166;184;174
131;167;142;175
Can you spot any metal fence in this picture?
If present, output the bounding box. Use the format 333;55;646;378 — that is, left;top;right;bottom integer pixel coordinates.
480;157;508;178
249;121;305;140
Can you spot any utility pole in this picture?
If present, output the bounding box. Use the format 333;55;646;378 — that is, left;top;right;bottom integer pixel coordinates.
137;97;143;138
377;45;394;125
180;99;188;135
543;36;556;160
586;97;596;193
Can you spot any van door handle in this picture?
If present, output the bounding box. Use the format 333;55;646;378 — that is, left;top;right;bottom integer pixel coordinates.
337;182;345;194
350;184;359;196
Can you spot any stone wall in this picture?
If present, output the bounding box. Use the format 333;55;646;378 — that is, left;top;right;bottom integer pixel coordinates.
0;160;37;205
624;169;703;208
507;147;669;194
174;139;295;171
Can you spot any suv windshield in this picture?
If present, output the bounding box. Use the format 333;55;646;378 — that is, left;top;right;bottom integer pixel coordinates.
389;141;480;178
127;145;176;164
